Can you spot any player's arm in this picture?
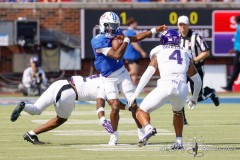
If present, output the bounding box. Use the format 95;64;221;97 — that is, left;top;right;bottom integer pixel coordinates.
193;35;210;63
128;55;158;106
129;25;167;42
187;61;202;109
96;36;130;60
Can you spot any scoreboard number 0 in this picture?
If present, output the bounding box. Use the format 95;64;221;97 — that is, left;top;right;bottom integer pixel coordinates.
190;12;198;24
169;12;178;24
169;11;198;25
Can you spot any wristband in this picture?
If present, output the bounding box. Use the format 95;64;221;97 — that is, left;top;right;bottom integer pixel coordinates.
123;37;130;44
97;107;104;115
151;28;157;34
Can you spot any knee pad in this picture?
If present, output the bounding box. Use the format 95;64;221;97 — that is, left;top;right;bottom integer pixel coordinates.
173;110;183;116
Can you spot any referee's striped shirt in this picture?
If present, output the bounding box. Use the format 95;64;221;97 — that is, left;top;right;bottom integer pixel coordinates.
179;29;209;68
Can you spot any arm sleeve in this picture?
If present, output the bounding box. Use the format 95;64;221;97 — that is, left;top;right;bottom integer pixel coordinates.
134;66;156;97
190;73;202;102
195;34;209;52
96;47;112;56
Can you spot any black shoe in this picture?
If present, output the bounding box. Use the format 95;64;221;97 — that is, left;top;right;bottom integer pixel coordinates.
221;86;232;92
171;142;184;150
138;128;157;147
23;132;45;145
211;90;220;106
11;102;25;122
184;119;188;125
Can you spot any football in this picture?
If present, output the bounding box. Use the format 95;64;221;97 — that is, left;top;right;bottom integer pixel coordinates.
111;37;124;51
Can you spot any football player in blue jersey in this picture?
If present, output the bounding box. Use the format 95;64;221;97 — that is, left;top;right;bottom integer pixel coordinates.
91;11;167;145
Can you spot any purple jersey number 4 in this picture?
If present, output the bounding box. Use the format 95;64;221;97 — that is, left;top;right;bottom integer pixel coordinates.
169;50;183;64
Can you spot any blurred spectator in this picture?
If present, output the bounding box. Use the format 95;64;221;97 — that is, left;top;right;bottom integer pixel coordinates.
123;17;147;86
222;16;240;91
18;56;48;96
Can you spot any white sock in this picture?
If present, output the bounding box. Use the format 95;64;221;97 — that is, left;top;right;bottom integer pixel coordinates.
176;137;183;144
112;131;118;137
24;104;41;115
100;116;106;125
28;130;36;136
138;128;145;134
144;124;153;132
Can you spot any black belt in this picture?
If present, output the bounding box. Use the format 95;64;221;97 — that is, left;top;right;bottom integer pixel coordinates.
55;80;78;103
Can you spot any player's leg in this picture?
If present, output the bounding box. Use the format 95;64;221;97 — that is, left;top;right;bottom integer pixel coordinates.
97;98;114;134
24;81;76;144
170;82;188;149
102;77;120;145
136;84;168;146
11;81;58;122
119;70;145;139
197;68;220;106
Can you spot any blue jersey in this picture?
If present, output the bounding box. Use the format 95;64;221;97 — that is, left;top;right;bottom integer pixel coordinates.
123;29;140;60
91;30;124;77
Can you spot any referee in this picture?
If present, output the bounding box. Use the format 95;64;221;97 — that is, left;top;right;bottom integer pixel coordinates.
177;16;220;124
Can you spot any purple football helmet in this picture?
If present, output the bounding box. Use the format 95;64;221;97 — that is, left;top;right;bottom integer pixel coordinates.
159;30;180;45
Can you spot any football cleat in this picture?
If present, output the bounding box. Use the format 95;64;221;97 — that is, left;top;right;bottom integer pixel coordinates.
138;128;157;147
108;132;118;146
210;89;220;106
171;142;184;150
11;101;25;122
23;132;45;145
102;120;114;133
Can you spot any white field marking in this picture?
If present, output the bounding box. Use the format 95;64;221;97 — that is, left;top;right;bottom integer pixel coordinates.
50;129;174;136
31;118;135;125
6;146;70;150
72;143;235;153
0;156;64;159
72;144;166;152
72;143;213;152
22;110;123;116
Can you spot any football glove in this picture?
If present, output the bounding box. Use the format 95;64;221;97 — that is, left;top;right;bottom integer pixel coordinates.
186;98;197;109
102;120;114;134
128;94;137;107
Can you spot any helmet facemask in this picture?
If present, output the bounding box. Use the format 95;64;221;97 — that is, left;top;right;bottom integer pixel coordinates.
103;23;120;38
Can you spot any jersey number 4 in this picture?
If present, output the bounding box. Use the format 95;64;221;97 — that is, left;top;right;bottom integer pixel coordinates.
169;50;183;64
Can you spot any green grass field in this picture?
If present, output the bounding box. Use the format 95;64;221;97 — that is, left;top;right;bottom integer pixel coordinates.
0;102;240;160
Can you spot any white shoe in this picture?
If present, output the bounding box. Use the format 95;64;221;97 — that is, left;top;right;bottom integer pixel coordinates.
108;132;118;146
138;128;157;147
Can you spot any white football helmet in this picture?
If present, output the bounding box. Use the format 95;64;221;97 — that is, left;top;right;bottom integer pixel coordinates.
99;11;120;38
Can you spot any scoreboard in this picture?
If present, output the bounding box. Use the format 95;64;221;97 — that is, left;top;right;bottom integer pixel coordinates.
82;9;239;59
213;10;240;56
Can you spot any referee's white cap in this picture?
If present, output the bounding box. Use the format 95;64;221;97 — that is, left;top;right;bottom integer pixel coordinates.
178;15;189;24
